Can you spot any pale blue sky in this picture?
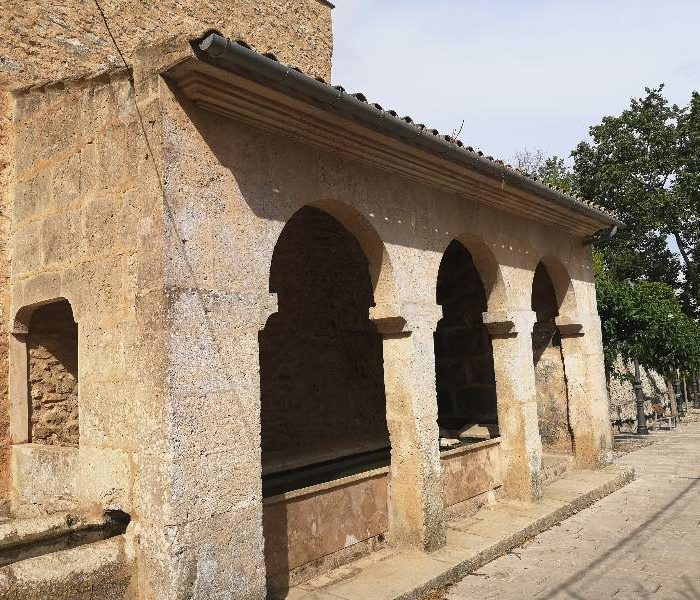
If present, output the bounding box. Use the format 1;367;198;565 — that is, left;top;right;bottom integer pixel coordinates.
331;1;700;164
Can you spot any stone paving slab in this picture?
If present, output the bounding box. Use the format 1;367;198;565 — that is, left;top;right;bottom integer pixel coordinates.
445;420;700;600
288;465;634;600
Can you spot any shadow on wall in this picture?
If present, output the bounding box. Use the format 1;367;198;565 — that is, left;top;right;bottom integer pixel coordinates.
434;240;498;439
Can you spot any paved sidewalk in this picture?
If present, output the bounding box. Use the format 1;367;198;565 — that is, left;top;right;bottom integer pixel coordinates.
445;420;700;600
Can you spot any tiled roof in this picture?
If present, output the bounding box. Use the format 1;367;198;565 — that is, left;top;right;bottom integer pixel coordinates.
195;35;622;227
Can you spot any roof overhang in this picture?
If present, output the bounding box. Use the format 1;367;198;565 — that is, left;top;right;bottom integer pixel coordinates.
162;34;624;238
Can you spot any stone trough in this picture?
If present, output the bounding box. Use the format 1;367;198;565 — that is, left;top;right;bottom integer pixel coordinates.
0;510;134;599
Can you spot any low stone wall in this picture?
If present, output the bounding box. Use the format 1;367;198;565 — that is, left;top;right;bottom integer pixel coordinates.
263;468;389;592
441;439;502;510
608;357;670;432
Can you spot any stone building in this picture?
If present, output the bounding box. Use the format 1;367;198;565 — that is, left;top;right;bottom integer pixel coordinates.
0;2;622;598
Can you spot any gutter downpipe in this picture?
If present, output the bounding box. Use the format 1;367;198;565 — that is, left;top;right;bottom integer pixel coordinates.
196;33;625;231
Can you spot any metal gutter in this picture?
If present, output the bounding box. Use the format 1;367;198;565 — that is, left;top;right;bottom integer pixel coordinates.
196;33;624;230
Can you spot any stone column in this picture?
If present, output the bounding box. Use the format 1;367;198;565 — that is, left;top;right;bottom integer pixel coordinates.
483;310;543;501
149;289;276;600
8;331;29;444
555;317;596;468
560;314;613;466
371;303;445;552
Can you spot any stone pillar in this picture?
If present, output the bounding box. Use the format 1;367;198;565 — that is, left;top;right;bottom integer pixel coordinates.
371;303;445;552
483;310;543;501
562;314;613;466
148;289;276;600
555;316;597;468
8;331;29;444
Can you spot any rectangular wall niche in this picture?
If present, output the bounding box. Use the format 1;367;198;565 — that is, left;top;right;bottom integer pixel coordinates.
27;301;79;446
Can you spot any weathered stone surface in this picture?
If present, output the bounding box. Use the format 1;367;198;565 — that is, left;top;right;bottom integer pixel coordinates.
27;301;79;447
0;9;619;598
440;441;502;509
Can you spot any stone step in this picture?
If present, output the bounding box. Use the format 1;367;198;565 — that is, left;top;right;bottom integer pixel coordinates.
286;466;634;600
541;453;575;486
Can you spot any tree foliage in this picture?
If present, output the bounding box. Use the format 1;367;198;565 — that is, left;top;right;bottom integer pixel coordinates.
594;250;700;376
516;87;700;376
572;86;700;317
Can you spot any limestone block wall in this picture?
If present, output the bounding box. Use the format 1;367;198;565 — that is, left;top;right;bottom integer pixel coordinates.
608;357;670;431
0;0;333;514
6;66;164;520
0;0;333;87
0;91;13;513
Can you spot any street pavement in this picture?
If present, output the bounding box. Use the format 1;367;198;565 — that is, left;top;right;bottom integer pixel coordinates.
445;418;700;600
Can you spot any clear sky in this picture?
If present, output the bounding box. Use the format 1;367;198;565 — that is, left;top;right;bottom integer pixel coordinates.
331;1;700;165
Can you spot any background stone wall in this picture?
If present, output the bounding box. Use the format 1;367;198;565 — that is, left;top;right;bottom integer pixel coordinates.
28;301;79;446
608;357;670;432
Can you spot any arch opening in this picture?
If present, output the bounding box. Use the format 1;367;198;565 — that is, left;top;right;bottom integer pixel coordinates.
259;205;390;495
531;262;573;455
434;240;498;448
23;299;79;446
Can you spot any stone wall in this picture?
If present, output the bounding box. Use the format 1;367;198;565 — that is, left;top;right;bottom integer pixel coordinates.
0;0;333;514
6;64;163;520
28;301;79;446
260;206;389;474
608;357;670;432
0;0;333;88
0;91;10;511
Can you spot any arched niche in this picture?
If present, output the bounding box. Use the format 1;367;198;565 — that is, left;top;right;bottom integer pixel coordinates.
434;239;499;445
10;298;79;446
259;204;391;492
531;261;574;455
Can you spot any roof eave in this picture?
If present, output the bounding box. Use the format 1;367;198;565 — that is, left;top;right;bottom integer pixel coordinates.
164;33;624;234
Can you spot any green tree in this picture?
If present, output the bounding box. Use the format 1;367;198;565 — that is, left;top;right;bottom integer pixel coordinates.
594;250;700;376
572;86;700;316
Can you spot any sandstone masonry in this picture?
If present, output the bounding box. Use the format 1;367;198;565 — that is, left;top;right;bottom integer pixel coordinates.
0;5;625;599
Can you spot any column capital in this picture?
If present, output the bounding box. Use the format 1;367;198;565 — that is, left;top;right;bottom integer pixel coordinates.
482;310;537;338
370;303;441;335
555;315;585;337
